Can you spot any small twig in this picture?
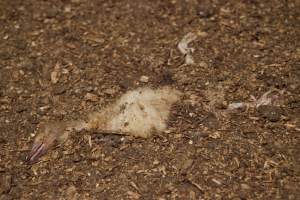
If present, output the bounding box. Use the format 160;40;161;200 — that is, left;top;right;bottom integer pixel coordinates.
187;178;204;193
92;130;128;135
130;181;141;193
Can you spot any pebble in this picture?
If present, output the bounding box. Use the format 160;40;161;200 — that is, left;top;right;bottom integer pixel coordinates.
180;158;194;172
197;31;208;37
209;131;221;139
127;191;141;199
258;105;282;122
65;185;79;199
84;93;98;102
51;71;59;84
241;183;251;190
140;75;149;83
103;88;116;95
53;85;67;95
199;61;208;68
16;105;27;113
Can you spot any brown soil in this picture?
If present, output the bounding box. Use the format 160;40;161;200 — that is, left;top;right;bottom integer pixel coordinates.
0;0;299;199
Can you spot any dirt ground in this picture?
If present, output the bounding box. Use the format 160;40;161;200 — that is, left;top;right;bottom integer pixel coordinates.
0;0;299;199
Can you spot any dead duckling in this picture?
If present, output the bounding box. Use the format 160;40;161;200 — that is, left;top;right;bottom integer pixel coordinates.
26;86;181;164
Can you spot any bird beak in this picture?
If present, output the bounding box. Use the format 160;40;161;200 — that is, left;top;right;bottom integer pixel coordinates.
26;142;48;164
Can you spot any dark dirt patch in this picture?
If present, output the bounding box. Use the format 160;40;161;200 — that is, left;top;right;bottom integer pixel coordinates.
0;0;299;199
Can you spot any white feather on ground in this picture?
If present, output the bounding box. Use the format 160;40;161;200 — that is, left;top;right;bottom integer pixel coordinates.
178;32;197;65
